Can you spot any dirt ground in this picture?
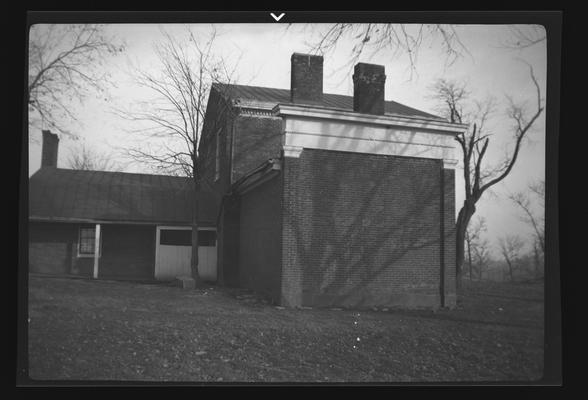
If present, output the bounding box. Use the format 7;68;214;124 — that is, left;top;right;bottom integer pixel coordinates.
24;275;544;383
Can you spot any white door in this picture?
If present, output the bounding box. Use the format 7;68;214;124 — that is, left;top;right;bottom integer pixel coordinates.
154;227;217;282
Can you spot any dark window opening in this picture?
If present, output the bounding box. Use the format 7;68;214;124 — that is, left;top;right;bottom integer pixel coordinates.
159;229;217;247
160;229;192;246
199;230;217;247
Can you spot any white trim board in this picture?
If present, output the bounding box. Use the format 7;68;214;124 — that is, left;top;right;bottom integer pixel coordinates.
276;106;464;168
274;103;468;134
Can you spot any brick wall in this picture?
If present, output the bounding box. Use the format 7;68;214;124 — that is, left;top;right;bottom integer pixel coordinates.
199;87;233;195
199;88;283;190
218;196;241;287
281;149;453;309
29;222;77;275
290;53;323;105
232;113;282;182
29;222;156;280
200;88;284;291
443;168;457;307
29;222;92;276
41;130;59;168
238;175;283;303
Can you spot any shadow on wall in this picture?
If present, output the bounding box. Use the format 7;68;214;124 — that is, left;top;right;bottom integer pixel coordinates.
284;148;452;309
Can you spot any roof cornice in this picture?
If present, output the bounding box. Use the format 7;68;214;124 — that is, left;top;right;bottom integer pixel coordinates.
272;103;468;135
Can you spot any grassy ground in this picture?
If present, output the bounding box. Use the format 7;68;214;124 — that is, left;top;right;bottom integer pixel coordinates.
26;275;544;383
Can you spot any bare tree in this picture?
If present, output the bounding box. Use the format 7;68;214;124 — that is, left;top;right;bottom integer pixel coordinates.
431;63;544;289
509;179;545;278
28;24;124;139
67;144;123;172
498;235;525;282
501;25;546;50
465;216;487;280
303;23;546;81
509;180;545;253
301;23;470;80
532;239;544;279
471;235;491;280
115;27;239;284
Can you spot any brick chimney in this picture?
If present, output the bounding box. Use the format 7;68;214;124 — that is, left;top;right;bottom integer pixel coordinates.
41;130;59;168
353;63;386;115
290;53;323;105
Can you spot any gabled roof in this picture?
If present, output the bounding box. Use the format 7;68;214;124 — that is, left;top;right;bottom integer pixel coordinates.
213;83;444;121
29;168;218;226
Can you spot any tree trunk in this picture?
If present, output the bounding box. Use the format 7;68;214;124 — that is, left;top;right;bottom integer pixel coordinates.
191;177;201;285
534;242;541;279
455;201;475;291
467;239;473;280
191;212;200;284
506;258;514;282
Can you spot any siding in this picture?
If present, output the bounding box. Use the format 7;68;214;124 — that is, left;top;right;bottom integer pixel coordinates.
98;224;156;280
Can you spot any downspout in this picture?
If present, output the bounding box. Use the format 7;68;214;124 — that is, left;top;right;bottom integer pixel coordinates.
229;102;238;186
439;163;446;308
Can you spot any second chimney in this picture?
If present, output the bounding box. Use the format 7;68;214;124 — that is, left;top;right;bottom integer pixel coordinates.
41;130;59;168
290;53;323;105
353;63;386;115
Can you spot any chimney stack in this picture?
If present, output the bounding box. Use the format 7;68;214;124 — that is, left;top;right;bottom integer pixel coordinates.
352;63;386;115
290;53;323;105
41;130;59;168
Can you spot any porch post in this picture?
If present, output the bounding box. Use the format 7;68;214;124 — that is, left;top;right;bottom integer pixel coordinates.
93;224;101;279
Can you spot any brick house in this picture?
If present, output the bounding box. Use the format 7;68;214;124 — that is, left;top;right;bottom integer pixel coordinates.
28;131;219;281
29;52;467;309
198;53;467;309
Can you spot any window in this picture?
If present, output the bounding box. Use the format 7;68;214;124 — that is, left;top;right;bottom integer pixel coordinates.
160;229;192;246
198;230;217;247
78;227;101;257
158;229;217;247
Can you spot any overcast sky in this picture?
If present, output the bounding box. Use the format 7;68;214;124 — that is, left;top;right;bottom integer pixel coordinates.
27;22;547;256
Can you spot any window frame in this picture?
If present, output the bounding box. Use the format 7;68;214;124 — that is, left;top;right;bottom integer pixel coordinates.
77;226;102;258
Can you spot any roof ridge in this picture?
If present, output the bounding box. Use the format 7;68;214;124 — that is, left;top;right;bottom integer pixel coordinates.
48;167;192;180
213;82;443;120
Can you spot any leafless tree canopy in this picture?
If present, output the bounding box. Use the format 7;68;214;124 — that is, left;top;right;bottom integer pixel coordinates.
303;24;545;80
431;62;544;288
28;24;124;139
501;25;547;50
302;23;471;79
115;26;240;283
498;234;525;282
117;27;238;179
509;179;545;254
465;216;489;280
67;144;123;172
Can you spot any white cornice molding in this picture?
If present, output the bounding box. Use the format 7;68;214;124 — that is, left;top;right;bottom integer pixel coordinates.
239;107;275;117
283;145;303;158
443;159;459;169
273;103;469;134
274;104;462;169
